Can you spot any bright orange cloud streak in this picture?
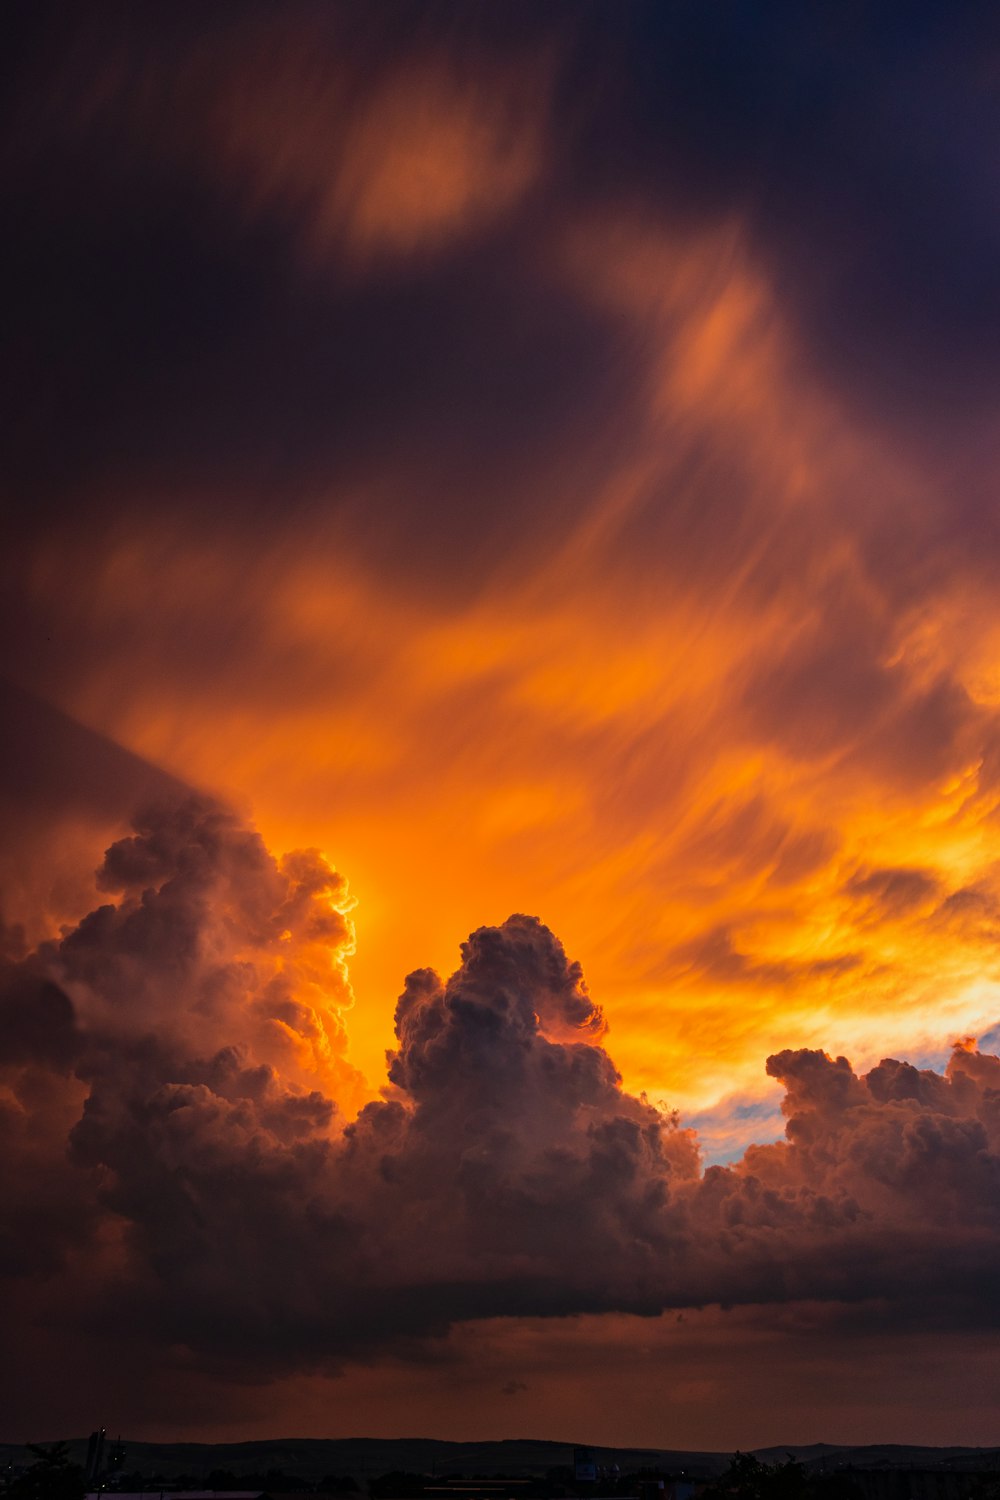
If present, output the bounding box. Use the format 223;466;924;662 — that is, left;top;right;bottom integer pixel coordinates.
16;210;1000;1152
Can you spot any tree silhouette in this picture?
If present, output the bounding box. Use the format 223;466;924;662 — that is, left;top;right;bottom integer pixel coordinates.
704;1454;860;1500
5;1444;86;1500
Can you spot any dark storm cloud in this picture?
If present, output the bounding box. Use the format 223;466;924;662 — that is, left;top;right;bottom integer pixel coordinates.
0;678;195;947
5;0;1000;865
5;795;1000;1402
0;0;637;587
0;966;80;1073
0;942;90;1281
3;0;998;581
0;678;189;824
593;2;1000;460
4;0;1000;1427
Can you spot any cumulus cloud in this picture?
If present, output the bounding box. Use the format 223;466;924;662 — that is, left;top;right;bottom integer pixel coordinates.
5;793;1000;1411
56;795;360;1098
4;0;1000;1440
0;950;88;1281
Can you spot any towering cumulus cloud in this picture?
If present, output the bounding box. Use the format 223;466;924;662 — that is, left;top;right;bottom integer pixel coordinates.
3;792;1000;1419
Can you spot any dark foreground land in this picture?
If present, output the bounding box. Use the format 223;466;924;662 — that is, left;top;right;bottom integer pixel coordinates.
4;1438;1000;1488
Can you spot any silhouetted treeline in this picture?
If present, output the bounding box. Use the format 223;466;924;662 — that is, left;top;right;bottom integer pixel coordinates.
703;1454;863;1500
2;1444;85;1500
6;1449;956;1500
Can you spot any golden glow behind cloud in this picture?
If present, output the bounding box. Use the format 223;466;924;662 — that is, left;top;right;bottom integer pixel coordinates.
16;218;1000;1139
4;2;1000;1443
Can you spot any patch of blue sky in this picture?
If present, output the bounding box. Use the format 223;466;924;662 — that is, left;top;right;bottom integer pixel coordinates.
896;1043;952;1074
687;1027;1000;1167
685;1092;786;1167
977;1021;1000;1053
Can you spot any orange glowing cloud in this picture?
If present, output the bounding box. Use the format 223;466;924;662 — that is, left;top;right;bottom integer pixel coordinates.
16;445;1000;1141
5;22;1000;1164
8;799;1000;1442
6;0;1000;1449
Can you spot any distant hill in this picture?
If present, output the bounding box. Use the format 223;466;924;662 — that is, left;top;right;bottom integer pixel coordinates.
3;1437;1000;1486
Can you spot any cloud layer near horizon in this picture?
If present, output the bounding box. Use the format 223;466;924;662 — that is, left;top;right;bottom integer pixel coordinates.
5;796;1000;1430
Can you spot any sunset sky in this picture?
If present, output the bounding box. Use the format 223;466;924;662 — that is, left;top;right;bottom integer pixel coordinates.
3;0;1000;1452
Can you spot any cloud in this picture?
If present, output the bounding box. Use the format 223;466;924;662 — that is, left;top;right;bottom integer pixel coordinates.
844;866;941;921
0;955;89;1281
13;6;552;268
666;923;860;991
6;794;1000;1423
5;1;1000;1438
60;795;362;1101
189;22;553;265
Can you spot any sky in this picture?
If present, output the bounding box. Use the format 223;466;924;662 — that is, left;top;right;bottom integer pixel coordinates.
3;0;1000;1452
